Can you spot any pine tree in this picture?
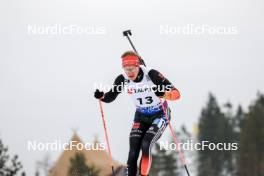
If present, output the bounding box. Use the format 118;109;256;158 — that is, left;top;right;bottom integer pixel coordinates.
222;102;236;175
231;105;245;176
238;93;264;176
162;150;178;176
0;139;24;176
150;143;179;176
198;93;235;176
150;143;164;176
233;105;245;134
68;152;99;176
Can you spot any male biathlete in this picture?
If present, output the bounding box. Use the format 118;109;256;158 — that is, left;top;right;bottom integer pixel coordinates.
94;51;180;176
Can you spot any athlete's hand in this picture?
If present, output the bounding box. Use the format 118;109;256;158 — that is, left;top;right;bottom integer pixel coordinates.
94;89;104;99
155;91;165;97
152;86;165;97
164;89;180;101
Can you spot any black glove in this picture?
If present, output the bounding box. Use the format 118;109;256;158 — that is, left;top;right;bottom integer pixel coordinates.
155;90;165;97
94;89;104;99
152;86;165;97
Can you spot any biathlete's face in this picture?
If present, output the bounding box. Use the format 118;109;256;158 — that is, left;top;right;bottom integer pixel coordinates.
123;66;139;81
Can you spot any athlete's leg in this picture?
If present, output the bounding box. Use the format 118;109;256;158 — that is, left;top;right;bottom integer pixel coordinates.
127;121;149;176
140;117;167;176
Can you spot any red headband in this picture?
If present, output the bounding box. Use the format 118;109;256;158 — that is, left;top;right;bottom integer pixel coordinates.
122;55;140;67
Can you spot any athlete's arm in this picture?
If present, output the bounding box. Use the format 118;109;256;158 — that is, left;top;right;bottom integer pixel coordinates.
100;74;125;103
148;69;180;101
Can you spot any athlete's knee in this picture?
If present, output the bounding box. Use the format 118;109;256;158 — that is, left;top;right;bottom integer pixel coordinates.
141;125;163;154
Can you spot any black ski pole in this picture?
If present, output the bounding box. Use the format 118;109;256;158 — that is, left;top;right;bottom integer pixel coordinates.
123;30;146;66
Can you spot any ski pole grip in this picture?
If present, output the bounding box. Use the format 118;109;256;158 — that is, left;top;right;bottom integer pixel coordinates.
123;30;132;36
